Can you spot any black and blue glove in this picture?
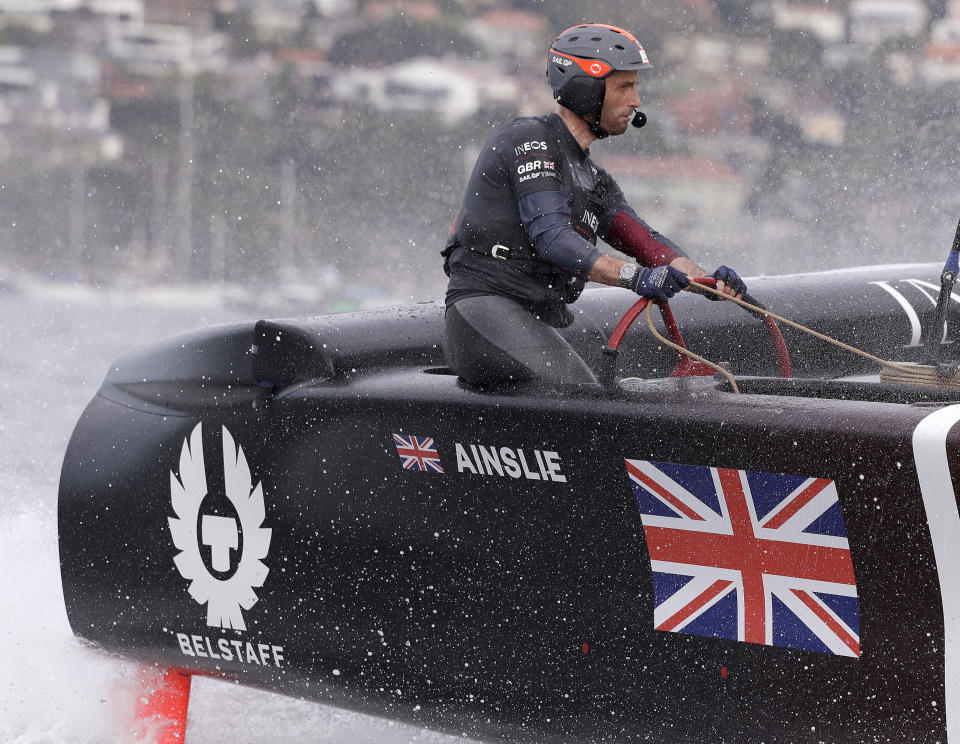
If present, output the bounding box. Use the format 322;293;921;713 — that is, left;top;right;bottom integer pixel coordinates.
708;265;747;300
630;265;690;302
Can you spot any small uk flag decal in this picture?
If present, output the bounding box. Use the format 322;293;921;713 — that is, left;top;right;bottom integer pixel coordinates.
393;434;444;473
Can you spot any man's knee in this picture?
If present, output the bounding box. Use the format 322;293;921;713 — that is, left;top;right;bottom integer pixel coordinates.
444;303;532;386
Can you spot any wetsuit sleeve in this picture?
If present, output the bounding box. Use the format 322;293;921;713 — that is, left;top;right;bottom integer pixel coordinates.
517;191;602;279
596;170;689;266
504;121;602;279
606;208;687;266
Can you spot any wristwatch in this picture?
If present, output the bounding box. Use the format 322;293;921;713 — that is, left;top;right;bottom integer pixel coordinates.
618;263;638;289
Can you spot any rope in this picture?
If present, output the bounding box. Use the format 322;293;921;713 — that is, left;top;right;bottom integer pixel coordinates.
879;363;960;388
633;281;957;392
689;281;921;376
644;303;740;393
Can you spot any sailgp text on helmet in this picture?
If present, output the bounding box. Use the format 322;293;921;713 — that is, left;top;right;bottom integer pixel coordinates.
547;23;652;138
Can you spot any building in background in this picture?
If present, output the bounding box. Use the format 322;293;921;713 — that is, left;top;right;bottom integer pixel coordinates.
467;9;546;60
604;155;745;240
771;1;845;44
330;56;518;124
849;0;929;46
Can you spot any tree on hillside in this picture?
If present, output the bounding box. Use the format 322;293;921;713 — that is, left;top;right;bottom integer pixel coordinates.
329;15;483;66
770;28;825;86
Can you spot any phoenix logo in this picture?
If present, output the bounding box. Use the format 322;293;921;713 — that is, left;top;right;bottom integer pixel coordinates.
168;423;272;631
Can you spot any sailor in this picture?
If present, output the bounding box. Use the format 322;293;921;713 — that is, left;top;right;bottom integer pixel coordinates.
441;23;747;386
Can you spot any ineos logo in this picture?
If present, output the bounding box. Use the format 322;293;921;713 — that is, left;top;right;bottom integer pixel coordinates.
590;63;602;75
514;140;548;157
582;209;599;233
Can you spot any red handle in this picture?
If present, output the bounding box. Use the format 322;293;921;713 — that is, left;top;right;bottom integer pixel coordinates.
606;297;650;351
762;315;792;377
602;277;792;380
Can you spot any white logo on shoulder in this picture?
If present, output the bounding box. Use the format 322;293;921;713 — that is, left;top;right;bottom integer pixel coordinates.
168;423;272;631
514;140;548;157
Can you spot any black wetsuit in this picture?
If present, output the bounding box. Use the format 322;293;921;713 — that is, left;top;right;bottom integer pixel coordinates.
442;113;684;386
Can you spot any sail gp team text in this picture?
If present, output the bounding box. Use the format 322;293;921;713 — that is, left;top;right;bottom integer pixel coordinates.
455;443;567;482
176;632;285;668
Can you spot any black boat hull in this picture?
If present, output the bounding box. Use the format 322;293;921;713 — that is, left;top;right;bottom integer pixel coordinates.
59;263;960;742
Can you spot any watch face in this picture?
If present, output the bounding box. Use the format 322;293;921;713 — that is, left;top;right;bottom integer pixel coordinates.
619;263;635;286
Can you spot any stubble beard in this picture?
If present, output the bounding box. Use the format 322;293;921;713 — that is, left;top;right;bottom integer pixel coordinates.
603;116;629;136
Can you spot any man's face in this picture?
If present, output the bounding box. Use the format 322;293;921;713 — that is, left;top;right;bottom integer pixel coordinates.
599;70;642;136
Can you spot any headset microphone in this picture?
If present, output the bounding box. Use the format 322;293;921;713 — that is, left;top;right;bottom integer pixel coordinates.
631;110;647;128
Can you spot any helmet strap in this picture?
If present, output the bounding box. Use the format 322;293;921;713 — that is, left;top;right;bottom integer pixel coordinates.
583;107;609;140
586;82;608;139
586;116;609;140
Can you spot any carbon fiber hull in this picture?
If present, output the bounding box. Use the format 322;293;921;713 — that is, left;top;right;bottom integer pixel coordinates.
59;263;960;743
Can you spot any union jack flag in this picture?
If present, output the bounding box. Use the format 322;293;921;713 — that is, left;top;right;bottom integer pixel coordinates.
393;434;444;473
625;459;860;657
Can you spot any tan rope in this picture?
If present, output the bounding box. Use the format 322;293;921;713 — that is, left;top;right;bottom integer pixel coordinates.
644;303;740;393
689;282;920;375
635;281;956;391
879;365;960;388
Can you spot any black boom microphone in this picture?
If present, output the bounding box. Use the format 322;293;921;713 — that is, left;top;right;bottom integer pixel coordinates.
631;109;647;128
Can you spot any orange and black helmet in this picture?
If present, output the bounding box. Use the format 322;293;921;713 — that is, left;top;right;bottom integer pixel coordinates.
547;24;652;121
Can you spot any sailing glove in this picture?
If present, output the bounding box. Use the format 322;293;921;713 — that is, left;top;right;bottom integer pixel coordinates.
708;265;747;300
630;265;690;302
